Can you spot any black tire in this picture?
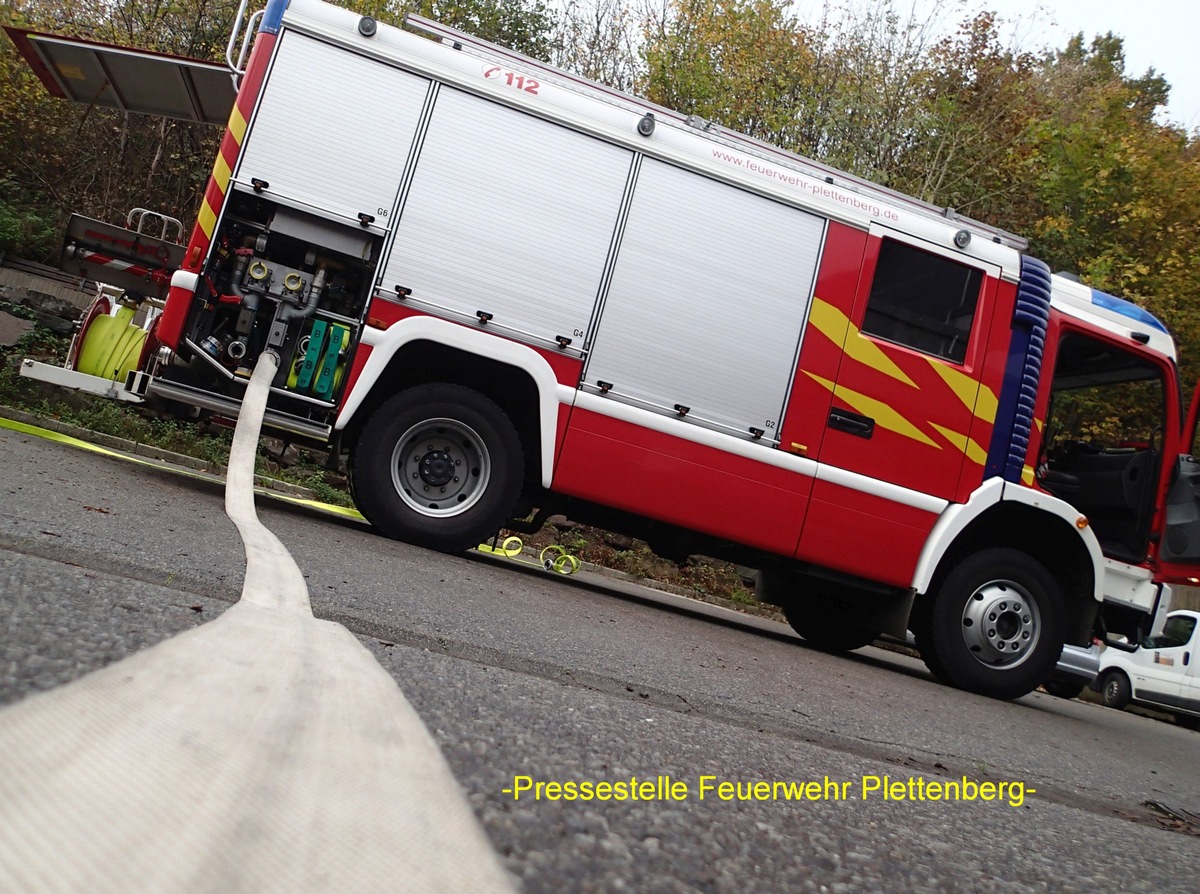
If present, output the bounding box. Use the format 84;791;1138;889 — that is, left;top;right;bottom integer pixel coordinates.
1099;671;1131;709
757;571;880;652
782;599;880;652
1041;680;1084;700
1175;713;1200;732
910;598;951;684
923;548;1064;700
350;384;524;552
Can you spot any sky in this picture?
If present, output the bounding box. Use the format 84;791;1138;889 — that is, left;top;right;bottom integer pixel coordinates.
798;1;1199;130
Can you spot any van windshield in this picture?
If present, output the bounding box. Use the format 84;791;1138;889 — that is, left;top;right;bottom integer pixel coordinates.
1145;614;1196;649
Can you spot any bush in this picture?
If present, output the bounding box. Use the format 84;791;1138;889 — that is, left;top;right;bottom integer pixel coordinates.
0;179;58;260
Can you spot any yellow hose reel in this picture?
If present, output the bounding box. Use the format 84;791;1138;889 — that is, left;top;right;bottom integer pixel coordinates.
73;299;148;382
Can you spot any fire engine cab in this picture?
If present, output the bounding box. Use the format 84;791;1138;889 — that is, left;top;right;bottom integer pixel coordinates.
10;0;1200;699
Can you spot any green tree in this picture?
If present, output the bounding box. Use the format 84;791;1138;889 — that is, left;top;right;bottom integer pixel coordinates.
407;0;558;59
553;0;642;91
0;0;225;259
1027;33;1200;378
638;0;968;187
890;13;1042;229
641;0;814;147
345;1;559;58
0;176;57;258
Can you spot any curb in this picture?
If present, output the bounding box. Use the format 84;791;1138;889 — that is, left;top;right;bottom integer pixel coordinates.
0;405;317;500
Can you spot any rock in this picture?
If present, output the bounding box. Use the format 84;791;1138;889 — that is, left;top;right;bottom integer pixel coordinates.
602;531;636;551
16;290;81;320
0;285;86;336
0;311;34;347
259;436;302;465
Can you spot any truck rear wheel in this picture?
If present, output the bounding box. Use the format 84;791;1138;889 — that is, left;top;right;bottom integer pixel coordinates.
757;570;880;652
1041;680;1084;699
922;548;1063;700
351;384;524;552
782;600;880;652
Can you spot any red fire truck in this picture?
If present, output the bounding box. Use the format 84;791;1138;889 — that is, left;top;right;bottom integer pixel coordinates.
11;0;1200;699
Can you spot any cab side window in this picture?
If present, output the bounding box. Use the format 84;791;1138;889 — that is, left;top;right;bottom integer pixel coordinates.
861;239;983;364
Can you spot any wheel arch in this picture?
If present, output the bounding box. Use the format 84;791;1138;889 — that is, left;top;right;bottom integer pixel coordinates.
336;317;564;489
912;479;1102;644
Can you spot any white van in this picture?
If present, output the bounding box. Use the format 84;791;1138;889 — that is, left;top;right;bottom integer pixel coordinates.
1094;610;1200;730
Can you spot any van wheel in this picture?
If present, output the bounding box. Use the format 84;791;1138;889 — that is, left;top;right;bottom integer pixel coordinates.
923;548;1063;700
351;384;523;552
1099;671;1131;709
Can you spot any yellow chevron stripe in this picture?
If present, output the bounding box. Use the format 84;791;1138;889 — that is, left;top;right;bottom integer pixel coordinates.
228;103;247;144
809;299;916;388
806;372;940;448
1021;464;1036;485
926;359;998;423
211;152;232;193
198;198;217;239
930;423;988;465
808;297;851;348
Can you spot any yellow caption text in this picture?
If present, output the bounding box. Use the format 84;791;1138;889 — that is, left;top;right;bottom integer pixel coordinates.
502;775;1034;808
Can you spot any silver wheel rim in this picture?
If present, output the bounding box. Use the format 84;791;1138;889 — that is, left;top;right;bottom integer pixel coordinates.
390;417;491;518
960;578;1041;669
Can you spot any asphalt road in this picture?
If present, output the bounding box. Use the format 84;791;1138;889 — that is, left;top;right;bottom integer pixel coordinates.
2;424;1199;892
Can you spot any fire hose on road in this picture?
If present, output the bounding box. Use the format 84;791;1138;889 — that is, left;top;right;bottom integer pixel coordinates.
0;352;515;893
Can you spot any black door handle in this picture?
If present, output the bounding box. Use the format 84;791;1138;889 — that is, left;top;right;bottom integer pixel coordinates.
828;408;875;439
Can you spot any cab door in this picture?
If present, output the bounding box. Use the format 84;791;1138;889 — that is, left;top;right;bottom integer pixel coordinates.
793;226;1001;586
1157;380;1200;581
811;227;1000;499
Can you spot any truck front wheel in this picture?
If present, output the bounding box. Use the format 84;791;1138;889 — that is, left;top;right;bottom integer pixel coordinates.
922;548;1064;700
351;384;524;552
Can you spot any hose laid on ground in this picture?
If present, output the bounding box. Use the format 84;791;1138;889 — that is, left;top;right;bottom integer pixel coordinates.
0;354;516;893
223;350;311;612
477;534;581;575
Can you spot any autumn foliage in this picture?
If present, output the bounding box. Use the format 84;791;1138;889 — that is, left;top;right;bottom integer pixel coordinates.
2;0;1197;387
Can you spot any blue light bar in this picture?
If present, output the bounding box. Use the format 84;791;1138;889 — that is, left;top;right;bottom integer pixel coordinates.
1090;289;1168;333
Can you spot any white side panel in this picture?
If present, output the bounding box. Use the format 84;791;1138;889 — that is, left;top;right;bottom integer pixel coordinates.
382;87;633;342
236;32;429;226
584;158;824;437
1101;559;1159;611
